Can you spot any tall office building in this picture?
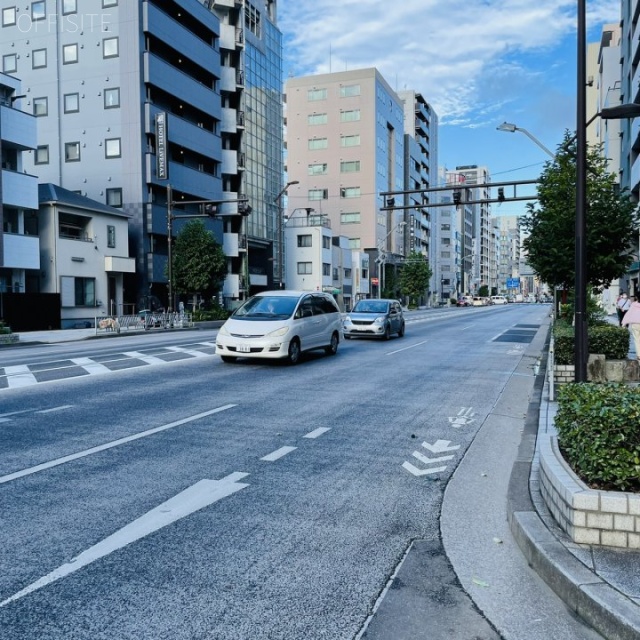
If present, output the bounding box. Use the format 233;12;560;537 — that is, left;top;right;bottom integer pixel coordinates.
0;0;283;309
285;68;438;299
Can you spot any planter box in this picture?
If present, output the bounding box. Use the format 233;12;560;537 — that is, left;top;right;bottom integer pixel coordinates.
539;435;640;548
0;334;19;345
554;356;639;384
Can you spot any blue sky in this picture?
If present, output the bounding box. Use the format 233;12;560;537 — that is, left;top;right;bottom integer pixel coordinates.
278;0;621;216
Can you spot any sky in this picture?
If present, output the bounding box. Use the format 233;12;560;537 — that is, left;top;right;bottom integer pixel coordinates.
277;0;622;216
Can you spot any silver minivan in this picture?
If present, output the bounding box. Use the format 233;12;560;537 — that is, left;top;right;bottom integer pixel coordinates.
215;291;342;364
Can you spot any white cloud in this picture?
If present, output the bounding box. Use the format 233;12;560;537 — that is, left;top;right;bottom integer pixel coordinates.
279;0;620;126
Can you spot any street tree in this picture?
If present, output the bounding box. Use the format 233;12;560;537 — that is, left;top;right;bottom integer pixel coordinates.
172;220;226;311
399;251;432;307
521;131;639;290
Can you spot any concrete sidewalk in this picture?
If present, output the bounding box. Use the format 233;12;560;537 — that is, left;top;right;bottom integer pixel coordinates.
442;319;640;640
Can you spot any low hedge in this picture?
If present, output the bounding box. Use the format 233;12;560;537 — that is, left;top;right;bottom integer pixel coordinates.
555;382;640;492
553;322;630;365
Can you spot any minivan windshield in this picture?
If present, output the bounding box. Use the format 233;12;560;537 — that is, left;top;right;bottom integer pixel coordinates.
352;300;390;314
232;295;299;320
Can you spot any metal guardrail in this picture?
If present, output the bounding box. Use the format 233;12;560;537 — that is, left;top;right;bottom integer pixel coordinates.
95;313;193;334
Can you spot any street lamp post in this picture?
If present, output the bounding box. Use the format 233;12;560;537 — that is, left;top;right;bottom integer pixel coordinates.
496;122;554;158
273;180;299;289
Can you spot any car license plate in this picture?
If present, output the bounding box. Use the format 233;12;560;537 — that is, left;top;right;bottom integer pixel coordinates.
237;344;251;353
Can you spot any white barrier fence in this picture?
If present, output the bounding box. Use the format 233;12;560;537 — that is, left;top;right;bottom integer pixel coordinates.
95;312;194;334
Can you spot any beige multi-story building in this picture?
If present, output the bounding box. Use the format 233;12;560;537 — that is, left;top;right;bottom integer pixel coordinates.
285;68;409;298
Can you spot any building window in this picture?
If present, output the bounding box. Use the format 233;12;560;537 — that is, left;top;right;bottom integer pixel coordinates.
297;262;312;275
104;87;120;109
308;163;327;176
2;7;16;26
307;113;327;125
33;97;48;117
245;3;261;37
307;88;327;101
340;84;360;97
75;278;96;306
322;237;330;250
103;0;118;6
63;44;79;64
107;225;116;248
31;1;45;21
344;268;352;279
32;48;47;69
441;224;450;231
340;160;360;173
2;54;17;73
308;138;328;150
308;189;328;201
297;234;312;248
103;37;119;58
340;109;361;122
323;263;331;276
340;187;360;199
348;238;361;249
106;188;123;208
62;0;77;14
340;212;360;224
64;93;79;113
105;138;121;158
65;142;81;162
341;134;360;147
35;145;49;165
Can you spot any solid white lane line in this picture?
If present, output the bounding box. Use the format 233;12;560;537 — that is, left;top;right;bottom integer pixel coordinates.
36;405;73;414
0;405;237;485
4;365;38;388
303;427;330;439
0;472;250;608
260;446;297;462
386;340;428;355
71;357;112;375
123;351;166;365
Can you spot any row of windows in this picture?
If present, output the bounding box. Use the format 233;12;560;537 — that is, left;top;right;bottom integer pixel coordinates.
35;139;121;163
2;1;117;27
29;88;120;116
2;37;118;74
296;262;332;276
308;160;360;175
308;109;361;125
296;235;332;249
307;84;360;101
308;187;361;201
308;134;360;150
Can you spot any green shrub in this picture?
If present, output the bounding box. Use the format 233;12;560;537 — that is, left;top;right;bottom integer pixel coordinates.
553;322;629;364
192;304;230;321
0;321;11;335
555;383;640;492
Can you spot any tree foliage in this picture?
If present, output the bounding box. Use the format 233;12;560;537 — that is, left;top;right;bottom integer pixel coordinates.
172;220;226;305
521;131;639;290
399;251;432;305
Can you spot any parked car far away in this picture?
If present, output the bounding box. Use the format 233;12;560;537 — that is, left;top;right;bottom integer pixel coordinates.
343;299;405;340
490;295;508;305
215;291;342;365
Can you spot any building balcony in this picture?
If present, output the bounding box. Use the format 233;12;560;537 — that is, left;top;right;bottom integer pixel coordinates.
0;104;36;150
2;233;40;270
104;256;136;273
145;154;222;198
1;170;38;209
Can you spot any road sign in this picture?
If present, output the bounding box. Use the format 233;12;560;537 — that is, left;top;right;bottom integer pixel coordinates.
371;277;379;285
507;278;520;289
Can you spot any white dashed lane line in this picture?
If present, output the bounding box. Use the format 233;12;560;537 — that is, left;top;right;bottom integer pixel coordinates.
260;446;297;462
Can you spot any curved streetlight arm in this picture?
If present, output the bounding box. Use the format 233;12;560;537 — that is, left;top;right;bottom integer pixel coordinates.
496;122;554;158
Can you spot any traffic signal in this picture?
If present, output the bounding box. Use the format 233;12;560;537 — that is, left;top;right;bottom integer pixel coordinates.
385;197;395;208
497;187;505;202
238;201;252;216
203;203;218;216
453;190;461;205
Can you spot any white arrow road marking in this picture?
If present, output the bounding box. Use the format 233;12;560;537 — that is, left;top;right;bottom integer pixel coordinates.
402;461;447;477
421;440;460;454
4;365;38;388
0;405;237;485
261;446;296;461
303;427;330;439
0;472;249;608
411;451;454;466
448;407;476;428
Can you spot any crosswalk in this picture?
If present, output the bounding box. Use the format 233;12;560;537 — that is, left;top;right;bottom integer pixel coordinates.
0;342;217;391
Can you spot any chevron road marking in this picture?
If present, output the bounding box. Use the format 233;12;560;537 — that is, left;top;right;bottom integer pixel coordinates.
402;461;447;477
421;439;460;454
0;472;250;608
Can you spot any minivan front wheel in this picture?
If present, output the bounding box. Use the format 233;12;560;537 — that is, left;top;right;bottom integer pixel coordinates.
325;331;339;356
287;338;301;365
383;324;391;340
